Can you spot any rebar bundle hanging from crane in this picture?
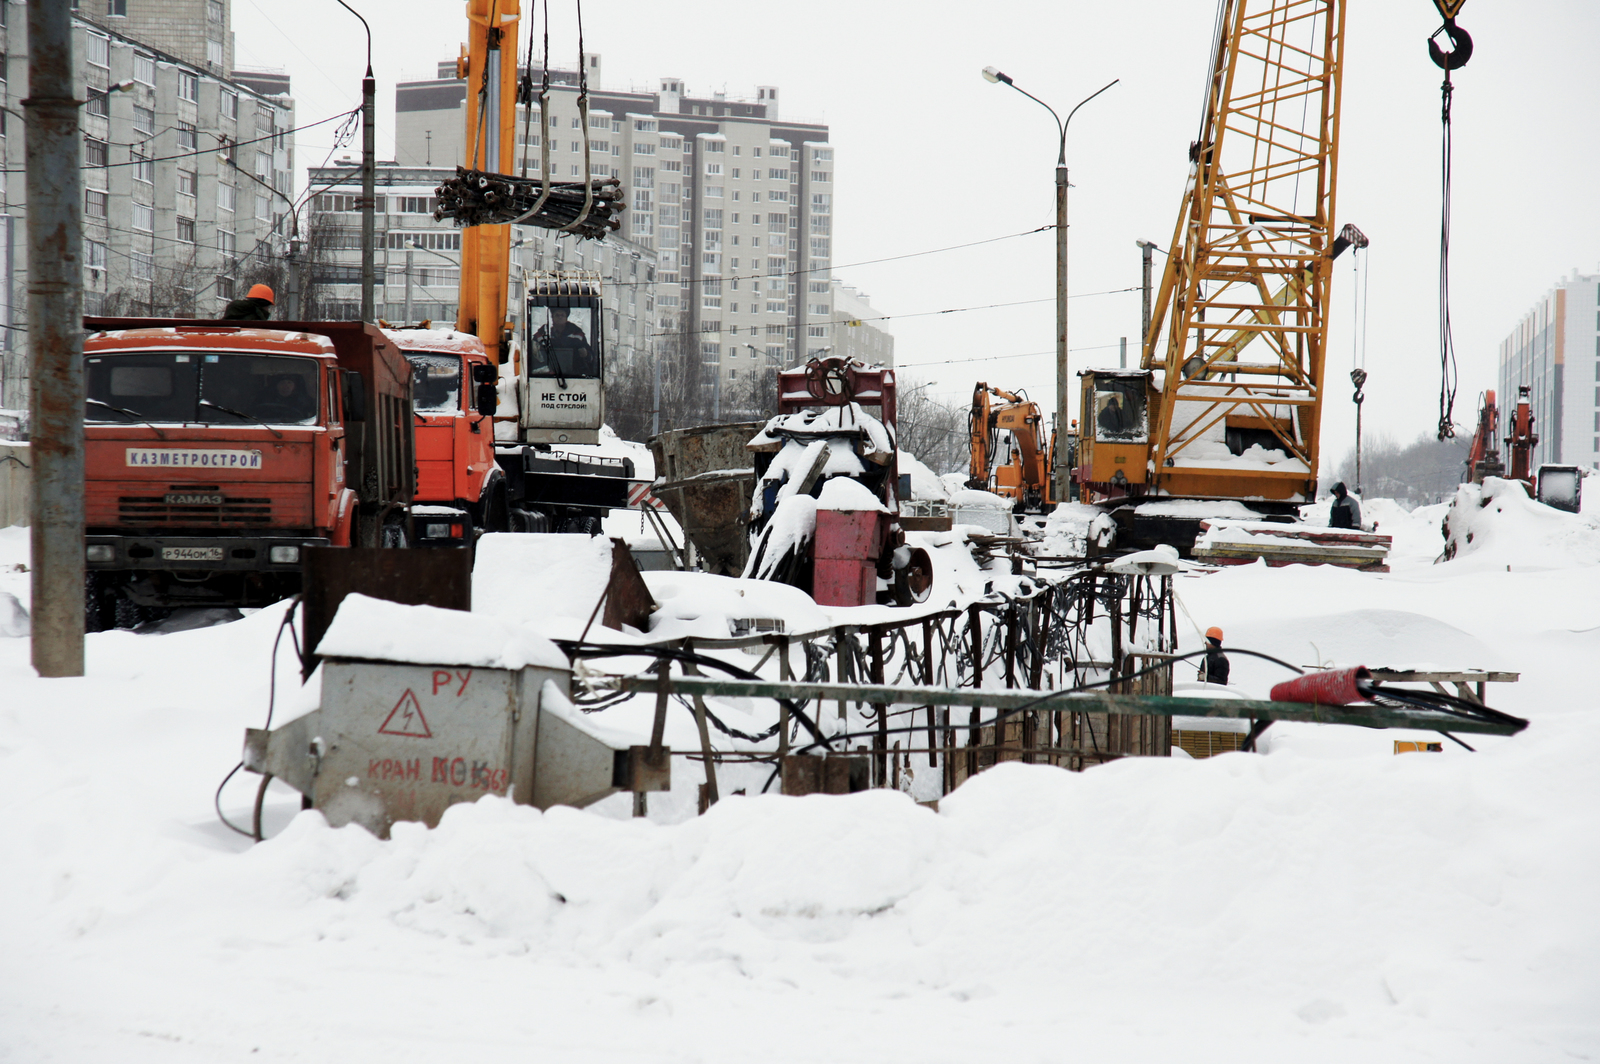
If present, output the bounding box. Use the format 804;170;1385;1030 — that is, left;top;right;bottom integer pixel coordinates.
433;166;625;239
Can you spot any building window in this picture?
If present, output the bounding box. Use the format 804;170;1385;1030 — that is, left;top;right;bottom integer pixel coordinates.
132;203;154;232
179;72;200;103
208;0;224;23
207;39;224;68
589;140;609;153
661;137;682;150
809;305;829;317
220;91;238;121
134;53;155;86
812;149;833;163
704;140;725;153
86;34;110;69
731;168;740;179
810;238;831;259
808;325;827;337
86;240;107;272
134;151;153;185
132;252;154;281
177;169;197;197
633;167;654;188
768;189;788;203
106;0;128;16
217;277;235;300
396;196;437;214
705;162;722;176
703;208;724;228
133;105;155;134
256;193;271;220
218;182;236;212
255;150;271;179
177;123;198;151
810;171;831;183
633;142;656;155
811;216;831;235
84;137;107;168
85;90;108;118
177;217;195;243
769;145;790;159
218;229;236;261
812;192;831;214
85;190;108;218
768;168;789;181
701;341;721;359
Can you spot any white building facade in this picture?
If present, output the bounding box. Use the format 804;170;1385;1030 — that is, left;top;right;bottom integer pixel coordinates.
393;60;835;385
0;5;294;407
1497;269;1600;468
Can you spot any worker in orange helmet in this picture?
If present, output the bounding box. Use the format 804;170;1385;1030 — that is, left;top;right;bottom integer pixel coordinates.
223;283;275;321
1203;625;1230;686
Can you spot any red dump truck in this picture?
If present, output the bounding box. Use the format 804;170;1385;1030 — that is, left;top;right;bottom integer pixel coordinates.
82;318;414;628
385;327;506;543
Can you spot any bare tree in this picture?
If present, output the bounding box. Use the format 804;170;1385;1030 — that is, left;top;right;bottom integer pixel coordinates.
896;376;967;474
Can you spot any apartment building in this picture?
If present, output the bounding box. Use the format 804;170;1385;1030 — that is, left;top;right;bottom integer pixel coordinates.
829;279;894;368
0;6;294;408
1497;268;1600;468
304;163;658;368
393;58;835;385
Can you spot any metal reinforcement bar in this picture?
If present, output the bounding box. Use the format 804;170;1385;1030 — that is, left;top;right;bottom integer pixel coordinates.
602;676;1527;737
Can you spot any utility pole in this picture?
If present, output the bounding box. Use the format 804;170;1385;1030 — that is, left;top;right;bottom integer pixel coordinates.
1136;239;1155;352
360;65;376;321
283;237;302;320
404;246;414;323
24;0;85;677
651;355;661;436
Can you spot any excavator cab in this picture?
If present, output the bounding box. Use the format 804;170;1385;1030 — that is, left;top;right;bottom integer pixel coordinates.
1076;369;1154;498
520;271;605;445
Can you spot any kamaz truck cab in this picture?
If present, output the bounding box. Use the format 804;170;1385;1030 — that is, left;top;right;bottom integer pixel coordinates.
82;319;414;627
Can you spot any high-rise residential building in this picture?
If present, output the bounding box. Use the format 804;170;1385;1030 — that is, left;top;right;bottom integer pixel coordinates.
1497;269;1600;468
303;161;658;368
0;6;294;409
393;58;835;383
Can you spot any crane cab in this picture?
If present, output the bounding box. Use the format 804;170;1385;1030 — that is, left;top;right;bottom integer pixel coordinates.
1076;368;1155;499
520;271;604;445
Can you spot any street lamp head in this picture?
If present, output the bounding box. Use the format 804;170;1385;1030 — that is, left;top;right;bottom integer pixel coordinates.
982;66;1012;85
1135;239;1154;248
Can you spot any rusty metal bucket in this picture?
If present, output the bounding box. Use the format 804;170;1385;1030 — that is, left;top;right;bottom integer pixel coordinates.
647;422;764;576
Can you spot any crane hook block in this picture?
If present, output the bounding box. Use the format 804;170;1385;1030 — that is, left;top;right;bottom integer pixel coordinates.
1432;0;1466;21
1428;21;1473;71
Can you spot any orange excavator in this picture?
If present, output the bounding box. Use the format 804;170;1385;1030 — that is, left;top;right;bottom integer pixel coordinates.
968;383;1055;513
1464;389;1504;483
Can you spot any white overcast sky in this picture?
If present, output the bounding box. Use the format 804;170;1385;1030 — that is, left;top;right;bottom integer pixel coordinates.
232;0;1600;464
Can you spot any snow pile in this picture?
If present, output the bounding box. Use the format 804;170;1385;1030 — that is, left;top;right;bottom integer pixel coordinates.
1441;477;1600;569
817;476;888;512
748;401;895;459
472;533;618;638
643;569;831;642
318;592;567;670
898;450;948;501
1037;502;1118;557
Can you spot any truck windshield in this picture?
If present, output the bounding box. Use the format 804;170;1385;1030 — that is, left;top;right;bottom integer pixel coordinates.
527;304;600;380
85;352;321;425
404;353;462;414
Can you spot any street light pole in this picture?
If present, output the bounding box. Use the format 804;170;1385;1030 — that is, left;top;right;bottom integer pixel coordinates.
982;68;1117;506
334;1;376;321
1135;239;1156;356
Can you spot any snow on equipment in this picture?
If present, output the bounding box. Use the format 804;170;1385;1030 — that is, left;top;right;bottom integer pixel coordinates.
744;356;933;607
243;594;668;839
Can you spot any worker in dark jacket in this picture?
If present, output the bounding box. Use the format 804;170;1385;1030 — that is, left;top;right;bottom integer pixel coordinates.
222;283;275;321
1329;481;1361;529
1204;626;1230;685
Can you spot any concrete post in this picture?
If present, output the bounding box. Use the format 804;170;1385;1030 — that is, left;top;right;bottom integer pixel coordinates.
403;247;413;324
24;0;85;677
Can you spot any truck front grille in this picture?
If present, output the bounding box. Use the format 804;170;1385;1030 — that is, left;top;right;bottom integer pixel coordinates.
118;485;273;526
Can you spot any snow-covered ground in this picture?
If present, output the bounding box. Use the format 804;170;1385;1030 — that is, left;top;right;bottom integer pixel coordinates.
2;496;1598;1061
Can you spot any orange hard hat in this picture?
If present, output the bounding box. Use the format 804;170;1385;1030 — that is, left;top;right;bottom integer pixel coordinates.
247;283;275;304
1205;626;1223;641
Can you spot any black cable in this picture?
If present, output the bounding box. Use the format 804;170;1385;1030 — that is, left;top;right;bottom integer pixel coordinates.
1436;68;1458;440
559;640;833;748
214;598;302;840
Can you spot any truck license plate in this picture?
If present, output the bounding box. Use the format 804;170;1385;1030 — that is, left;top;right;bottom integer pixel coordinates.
161;546;224;562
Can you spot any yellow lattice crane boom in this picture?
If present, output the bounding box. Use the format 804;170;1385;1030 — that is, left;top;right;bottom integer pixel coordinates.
1079;0;1358;505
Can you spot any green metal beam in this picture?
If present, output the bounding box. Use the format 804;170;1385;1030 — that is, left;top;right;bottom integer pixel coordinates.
603;675;1524;737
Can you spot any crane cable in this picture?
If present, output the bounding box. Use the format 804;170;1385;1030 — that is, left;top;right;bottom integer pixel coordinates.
1430;6;1473;440
511;0;556;227
561;0;596;233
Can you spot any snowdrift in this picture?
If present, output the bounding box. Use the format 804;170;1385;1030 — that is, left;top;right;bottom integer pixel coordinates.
1442;477;1600;568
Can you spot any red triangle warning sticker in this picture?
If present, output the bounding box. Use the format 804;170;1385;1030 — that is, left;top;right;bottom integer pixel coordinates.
378;688;433;738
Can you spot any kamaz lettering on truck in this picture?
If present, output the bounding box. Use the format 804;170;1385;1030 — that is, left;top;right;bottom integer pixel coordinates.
82;319;415;629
